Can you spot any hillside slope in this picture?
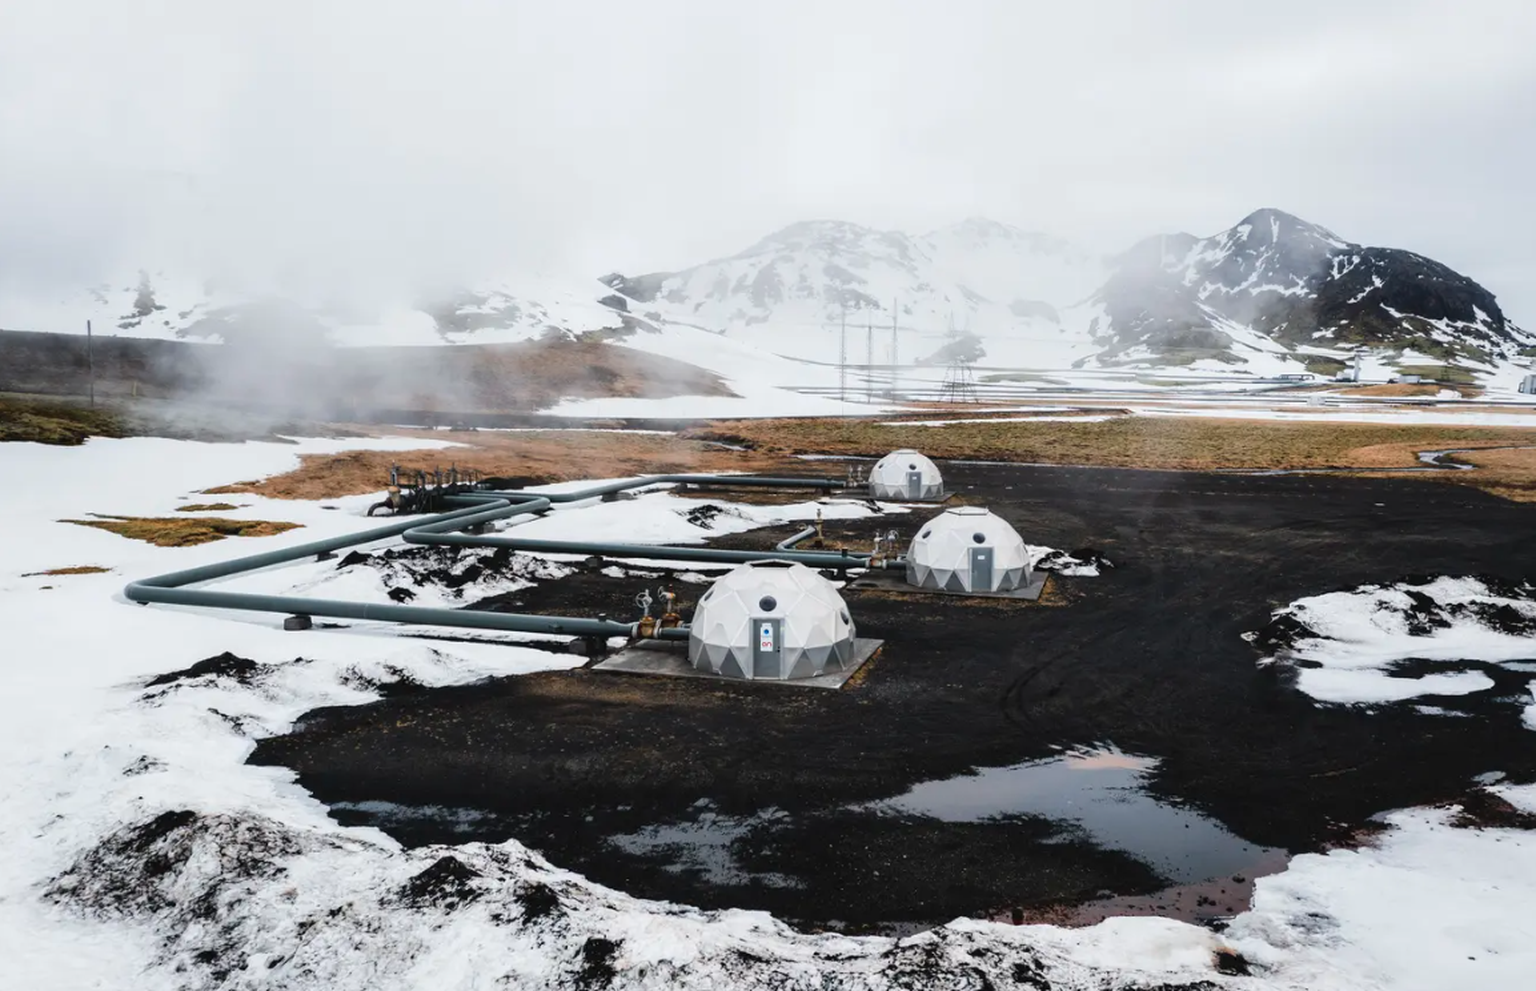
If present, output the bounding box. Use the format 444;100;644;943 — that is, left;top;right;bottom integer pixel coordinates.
601;218;1106;368
6;210;1529;394
1079;208;1533;373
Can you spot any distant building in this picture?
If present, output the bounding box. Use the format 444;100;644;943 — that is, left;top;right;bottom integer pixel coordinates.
1389;374;1424;385
1520;374;1536;395
1276;373;1315;383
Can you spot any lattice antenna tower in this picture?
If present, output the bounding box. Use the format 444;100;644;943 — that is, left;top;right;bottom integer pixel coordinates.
939;354;980;404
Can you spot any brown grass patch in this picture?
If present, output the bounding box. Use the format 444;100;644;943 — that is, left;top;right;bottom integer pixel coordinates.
1337;384;1484;399
195;414;1536;505
691;415;1536;471
878;408;1128;422
1338;440;1517;469
62;515;302;547
840;648;880;689
687;415;1536;501
1451;447;1536;501
21;565;111;576
176;502;242;512
205;429;811;501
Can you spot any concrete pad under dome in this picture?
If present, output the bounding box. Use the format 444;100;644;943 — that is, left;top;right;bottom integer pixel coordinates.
874;491;955;505
593;637;884;690
846;569;1049;601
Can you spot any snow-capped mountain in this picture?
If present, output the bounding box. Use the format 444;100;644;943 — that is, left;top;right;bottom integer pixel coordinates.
603;209;1531;378
601;219;1107;367
0;271;642;348
1080;208;1533;372
6;209;1528;386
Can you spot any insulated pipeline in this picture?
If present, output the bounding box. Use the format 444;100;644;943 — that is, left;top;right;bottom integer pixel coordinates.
775;525;818;551
121;494;637;637
123;473;871;639
415;532;863;569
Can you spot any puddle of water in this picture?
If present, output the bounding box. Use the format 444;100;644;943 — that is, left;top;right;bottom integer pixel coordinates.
1002;847;1293;928
330;799;505;836
606;800;803;889
871;746;1281;886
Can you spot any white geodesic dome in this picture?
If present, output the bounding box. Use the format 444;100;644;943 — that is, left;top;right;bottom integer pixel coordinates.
687;560;857;680
868;449;944;501
905;506;1031;593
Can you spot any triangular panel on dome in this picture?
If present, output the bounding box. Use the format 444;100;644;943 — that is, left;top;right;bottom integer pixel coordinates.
903;506;1033;594
868;449;947;502
685;559;859;681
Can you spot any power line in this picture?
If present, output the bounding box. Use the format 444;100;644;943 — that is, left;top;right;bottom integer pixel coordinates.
838;306;847;403
865;318;873;404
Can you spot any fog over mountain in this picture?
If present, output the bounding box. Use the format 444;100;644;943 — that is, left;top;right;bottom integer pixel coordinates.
601;208;1530;373
2;1;1534;330
14;203;1526;389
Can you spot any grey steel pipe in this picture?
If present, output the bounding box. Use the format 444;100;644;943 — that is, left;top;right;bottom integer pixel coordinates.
775;526;818;551
124;472;870;639
414;532;863;569
442;474;869;568
122;495;639;637
773;524;911;569
124;496;517;592
479;474;846;505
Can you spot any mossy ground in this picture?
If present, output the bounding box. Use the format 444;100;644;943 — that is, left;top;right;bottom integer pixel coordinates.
61;515;301;547
0;396;126;445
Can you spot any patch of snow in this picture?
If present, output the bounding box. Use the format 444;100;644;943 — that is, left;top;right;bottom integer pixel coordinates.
1296;668;1496;705
1346;273;1384;304
1027;544;1112;577
1228;783;1536;990
1253;577;1536;710
2;434;1252;990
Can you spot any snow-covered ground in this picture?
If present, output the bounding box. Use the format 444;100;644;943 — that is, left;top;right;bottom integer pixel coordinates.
1252;577;1536;710
4;434;1536;989
549;324;900;418
1123;404;1536;427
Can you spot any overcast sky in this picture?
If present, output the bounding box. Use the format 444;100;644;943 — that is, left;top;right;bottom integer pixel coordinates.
2;0;1533;319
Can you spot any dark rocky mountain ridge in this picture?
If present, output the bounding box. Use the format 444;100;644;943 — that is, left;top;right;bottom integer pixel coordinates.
1086;208;1529;368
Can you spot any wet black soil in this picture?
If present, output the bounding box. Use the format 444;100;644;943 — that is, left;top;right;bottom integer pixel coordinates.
249;463;1536;932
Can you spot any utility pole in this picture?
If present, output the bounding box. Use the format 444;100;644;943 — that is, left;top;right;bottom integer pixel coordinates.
865;318;873;404
86;319;95;407
838;306;847;404
890;297;899;400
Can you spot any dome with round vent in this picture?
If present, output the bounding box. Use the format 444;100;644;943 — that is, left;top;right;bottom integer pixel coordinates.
687;560;857;680
905;506;1031;593
868;449;944;501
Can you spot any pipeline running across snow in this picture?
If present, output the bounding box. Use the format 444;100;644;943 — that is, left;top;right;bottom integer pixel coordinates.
124;474;870;642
